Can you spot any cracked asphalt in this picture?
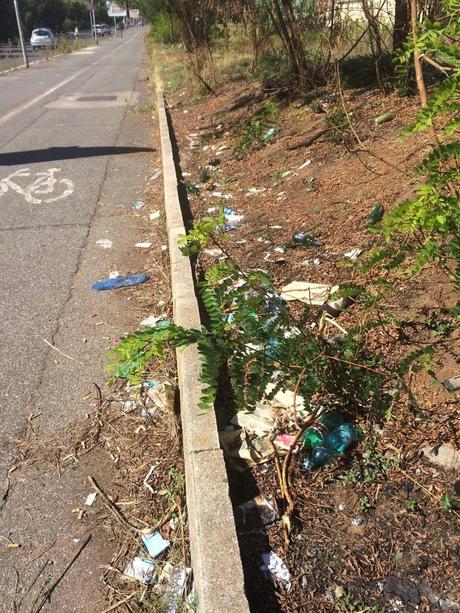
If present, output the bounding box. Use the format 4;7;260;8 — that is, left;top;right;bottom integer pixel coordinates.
0;28;157;611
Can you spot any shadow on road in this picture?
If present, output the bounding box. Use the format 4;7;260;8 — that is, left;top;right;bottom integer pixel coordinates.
0;146;155;166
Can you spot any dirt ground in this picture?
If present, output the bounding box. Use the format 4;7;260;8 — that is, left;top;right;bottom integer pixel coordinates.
165;76;460;613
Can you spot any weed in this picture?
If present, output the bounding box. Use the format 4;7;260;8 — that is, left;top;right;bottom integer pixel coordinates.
335;595;388;612
164;468;185;505
236;100;280;154
425;314;456;338
325;106;352;145
441;493;454;512
340;436;398;485
404;499;418;511
359;495;375;514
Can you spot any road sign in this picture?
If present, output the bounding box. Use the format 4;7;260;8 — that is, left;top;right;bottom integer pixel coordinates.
129;8;139;18
107;2;127;17
86;1;94;10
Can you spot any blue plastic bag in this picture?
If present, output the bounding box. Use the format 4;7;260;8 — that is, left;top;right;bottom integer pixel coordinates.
91;274;150;291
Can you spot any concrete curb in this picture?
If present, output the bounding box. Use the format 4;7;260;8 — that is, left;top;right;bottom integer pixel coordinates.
157;91;250;613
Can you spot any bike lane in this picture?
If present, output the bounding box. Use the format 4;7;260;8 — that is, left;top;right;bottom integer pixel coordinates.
0;28;158;611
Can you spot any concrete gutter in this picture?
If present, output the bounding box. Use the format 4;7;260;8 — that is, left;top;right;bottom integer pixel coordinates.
157;90;250;613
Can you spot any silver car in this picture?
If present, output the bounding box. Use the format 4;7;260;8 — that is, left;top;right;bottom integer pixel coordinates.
30;28;56;50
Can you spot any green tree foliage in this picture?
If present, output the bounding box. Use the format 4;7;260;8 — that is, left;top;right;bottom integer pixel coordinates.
383;0;460;285
0;0;122;40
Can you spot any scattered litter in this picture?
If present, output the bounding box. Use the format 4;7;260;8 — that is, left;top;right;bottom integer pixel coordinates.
161;245;168;252
245;187;266;196
157;563;191;613
281;170;291;178
204;248;225;257
211;191;233;200
108;270;120;279
142;531;170;558
274;246;287;254
224;208;244;230
270;225;283;229
230;403;275;437
236;495;279;534
344;248;362;261
135;242;152;249
147;382;175;412
85;492;97;506
298;159;311;169
207;206;217;213
422;444;460;472
184;180;199;195
141;315;169;328
260;551;291;592
274;433;297;451
134;201;144;210
96;238;113;249
169;516;179;532
443;375;460;392
313;257;322;266
122;400;137;413
367;203;384;225
91;274;150;291
352;517;364;526
149;169;162;182
375;111;395;125
150;210;161;221
262;127;277;141
143;465;157;494
124;556;155;584
292;233;323;247
219;429;273;466
280;281;339;306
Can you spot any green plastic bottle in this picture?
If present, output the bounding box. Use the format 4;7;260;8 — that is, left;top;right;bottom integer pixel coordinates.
367;204;384;225
301;410;345;450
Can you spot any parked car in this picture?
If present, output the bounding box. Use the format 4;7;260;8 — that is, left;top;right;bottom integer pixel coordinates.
92;23;111;36
30;28;56;49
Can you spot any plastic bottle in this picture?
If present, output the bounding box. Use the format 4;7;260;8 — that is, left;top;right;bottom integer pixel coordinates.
292;233;323;248
327;423;358;453
367;204;384;225
303;446;332;470
301;410;345;450
302;423;359;471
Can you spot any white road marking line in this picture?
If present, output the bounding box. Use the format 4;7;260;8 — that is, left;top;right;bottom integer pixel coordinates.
0;32;140;128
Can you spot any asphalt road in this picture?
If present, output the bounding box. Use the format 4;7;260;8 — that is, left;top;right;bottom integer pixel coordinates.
0;27;157;610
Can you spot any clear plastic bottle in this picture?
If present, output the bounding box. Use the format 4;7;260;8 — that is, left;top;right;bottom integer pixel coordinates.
292;233;323;248
302;423;359;470
327;423;358;453
303;446;333;470
301;410;345;450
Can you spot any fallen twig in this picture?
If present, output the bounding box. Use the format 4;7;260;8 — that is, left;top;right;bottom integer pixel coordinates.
99;594;134;613
399;469;460;518
33;535;92;612
88;477;140;537
287;128;330;150
42;338;84;364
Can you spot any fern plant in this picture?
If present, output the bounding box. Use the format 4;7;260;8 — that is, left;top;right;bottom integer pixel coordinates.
108;212;424;413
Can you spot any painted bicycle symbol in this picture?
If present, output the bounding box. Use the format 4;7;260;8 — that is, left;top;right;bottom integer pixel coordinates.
0;167;74;204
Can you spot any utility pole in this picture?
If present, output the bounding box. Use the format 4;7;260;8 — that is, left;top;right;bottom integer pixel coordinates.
13;0;29;68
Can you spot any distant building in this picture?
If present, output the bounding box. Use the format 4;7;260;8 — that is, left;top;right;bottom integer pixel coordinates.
322;0;396;25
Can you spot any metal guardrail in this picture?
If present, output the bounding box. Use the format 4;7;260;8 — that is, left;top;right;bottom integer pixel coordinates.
0;29;113;70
